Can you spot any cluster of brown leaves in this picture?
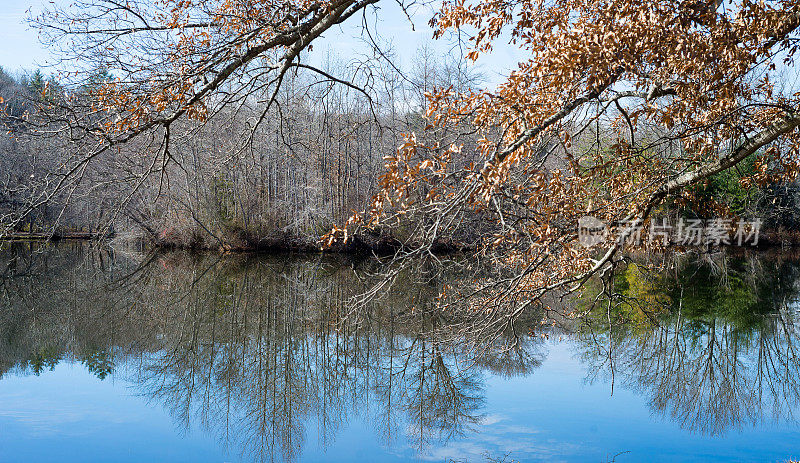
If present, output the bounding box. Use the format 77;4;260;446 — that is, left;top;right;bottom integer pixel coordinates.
331;0;800;314
59;0;354;136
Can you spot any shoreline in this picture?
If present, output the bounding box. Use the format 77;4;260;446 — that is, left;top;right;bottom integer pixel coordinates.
4;227;800;256
0;232;470;256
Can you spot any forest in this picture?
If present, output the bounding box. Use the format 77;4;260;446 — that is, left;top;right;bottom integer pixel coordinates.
0;49;483;252
2;62;800;252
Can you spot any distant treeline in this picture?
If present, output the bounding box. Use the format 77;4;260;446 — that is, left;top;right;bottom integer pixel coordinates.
0;49;487;252
2;57;800;251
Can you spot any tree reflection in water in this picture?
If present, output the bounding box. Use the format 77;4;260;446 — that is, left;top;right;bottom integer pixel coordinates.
0;243;543;462
578;253;800;436
1;244;800;461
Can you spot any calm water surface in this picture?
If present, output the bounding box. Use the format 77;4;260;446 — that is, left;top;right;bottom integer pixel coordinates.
0;243;798;462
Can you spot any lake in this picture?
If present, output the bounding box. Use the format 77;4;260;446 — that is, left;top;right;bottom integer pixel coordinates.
0;243;798;462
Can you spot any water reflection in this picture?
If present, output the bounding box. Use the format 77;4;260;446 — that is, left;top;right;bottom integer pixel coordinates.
578;255;800;436
0;244;543;462
1;244;799;461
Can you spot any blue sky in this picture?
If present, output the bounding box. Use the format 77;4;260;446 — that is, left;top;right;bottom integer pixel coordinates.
0;1;52;73
0;0;523;87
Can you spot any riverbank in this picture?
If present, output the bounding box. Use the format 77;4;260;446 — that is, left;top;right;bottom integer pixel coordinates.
4;225;799;255
150;232;471;256
0;231;105;241
0;229;471;256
